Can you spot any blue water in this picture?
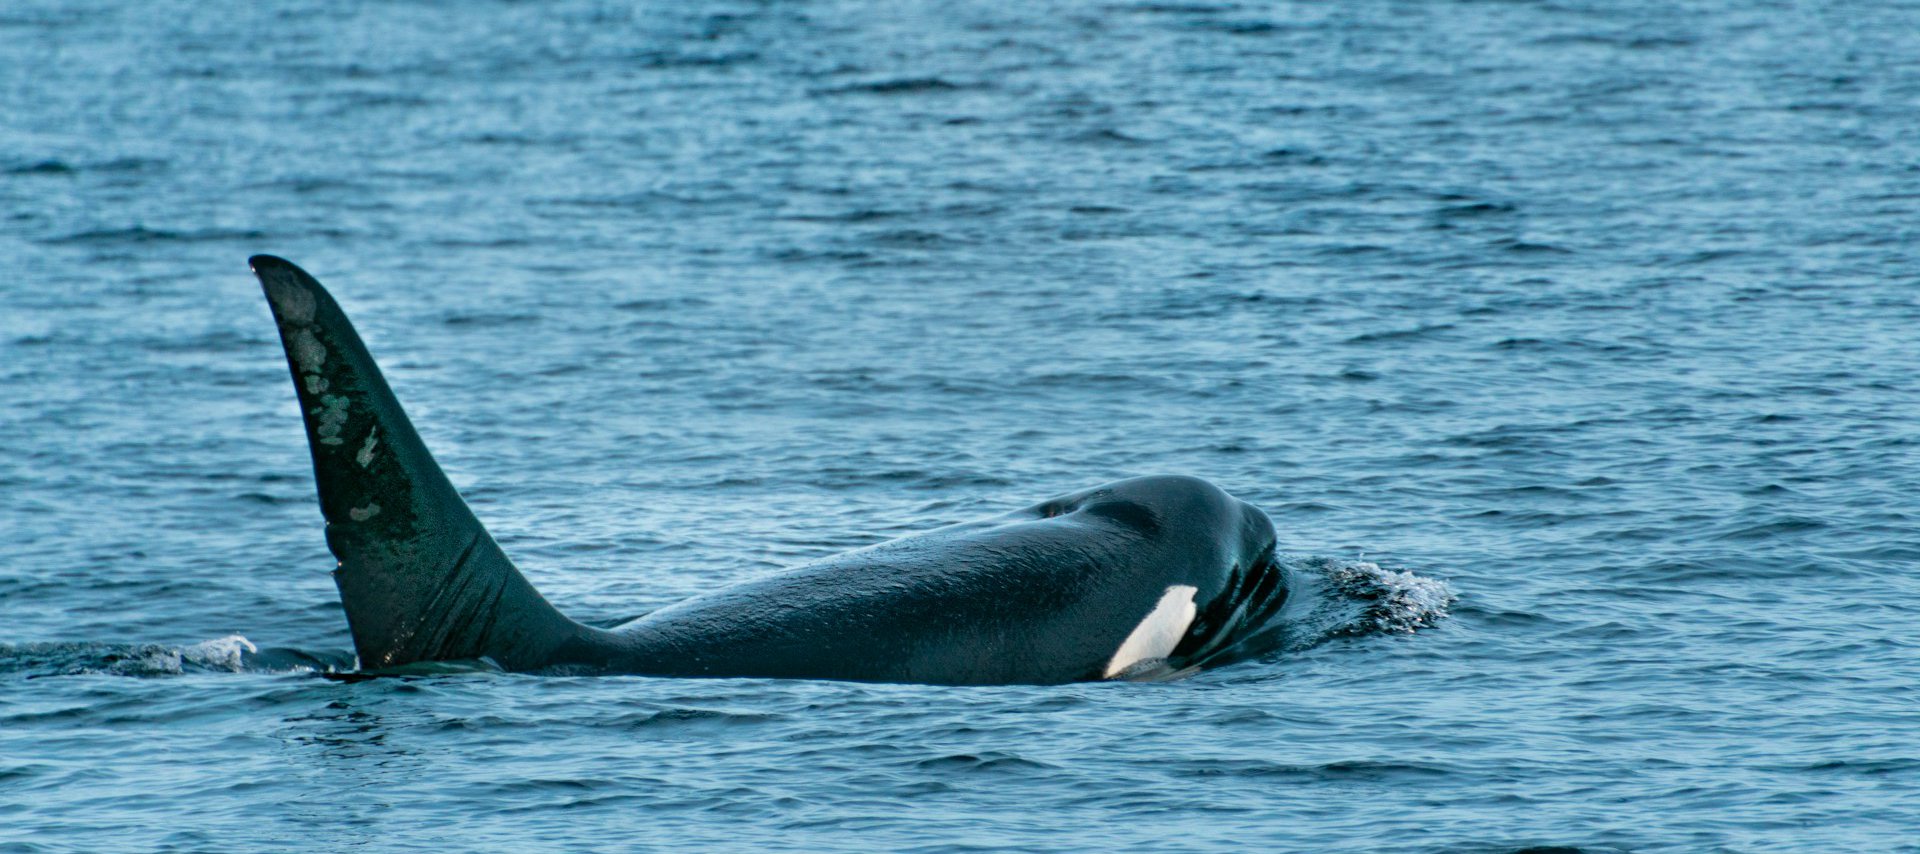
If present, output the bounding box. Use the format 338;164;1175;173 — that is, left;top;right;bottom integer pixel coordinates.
4;1;1918;850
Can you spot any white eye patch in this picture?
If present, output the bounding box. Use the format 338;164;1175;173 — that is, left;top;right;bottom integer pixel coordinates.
1104;584;1198;678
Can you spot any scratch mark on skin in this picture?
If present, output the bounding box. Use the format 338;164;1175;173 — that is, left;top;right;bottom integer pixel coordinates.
314;394;350;445
356;426;379;467
291;329;327;374
349;502;381;521
263;278;317;324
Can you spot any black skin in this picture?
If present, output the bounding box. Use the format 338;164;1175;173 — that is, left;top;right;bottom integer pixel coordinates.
252;255;1285;685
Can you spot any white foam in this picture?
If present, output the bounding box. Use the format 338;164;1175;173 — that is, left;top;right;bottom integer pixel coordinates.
1323;560;1455;634
181;634;258;672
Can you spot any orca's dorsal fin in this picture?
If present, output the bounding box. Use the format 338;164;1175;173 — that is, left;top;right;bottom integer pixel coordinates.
252;255;584;670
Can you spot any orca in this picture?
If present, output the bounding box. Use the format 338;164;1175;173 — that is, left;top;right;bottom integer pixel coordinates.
250;255;1286;684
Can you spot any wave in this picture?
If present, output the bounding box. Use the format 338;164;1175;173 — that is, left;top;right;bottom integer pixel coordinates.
0;636;353;679
1311;558;1456;638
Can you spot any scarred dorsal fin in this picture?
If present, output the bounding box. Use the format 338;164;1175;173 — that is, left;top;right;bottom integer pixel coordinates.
252;255;585;670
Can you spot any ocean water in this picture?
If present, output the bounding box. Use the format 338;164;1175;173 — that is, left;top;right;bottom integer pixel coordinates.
3;0;1918;850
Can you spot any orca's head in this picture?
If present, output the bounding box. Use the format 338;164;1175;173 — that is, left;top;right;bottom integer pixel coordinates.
1032;474;1276;574
1027;475;1283;675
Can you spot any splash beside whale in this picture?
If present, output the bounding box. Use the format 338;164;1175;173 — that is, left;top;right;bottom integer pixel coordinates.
250;255;1288;685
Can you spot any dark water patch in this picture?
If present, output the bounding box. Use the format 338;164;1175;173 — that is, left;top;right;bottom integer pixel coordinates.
1711;517;1829;542
1492;239;1573;255
1832;543;1920;563
781;208;906;224
1260;147;1328;166
483;776;621;795
1069;128;1152;147
442;312;542;328
493;793;651;814
320;90;434;114
1169;758;1452;781
939;202;1003;219
1491;337;1636;355
627;50;759;69
1471;484;1597;503
806;370;906;393
860;229;967;249
461;132;580;148
818;78;973;96
1443;423;1570;449
0;764;55;785
428;713;529;732
613;297;711;312
1613;560;1757;584
1486;847;1627;854
1437;201;1519;219
233;491;305;505
1272;500;1343;514
1345;323;1456;345
763;246;877;265
912;752;1053;774
1450;602;1553;630
1669;249;1755;266
42;226;268;246
1112;3;1240;13
1185;19;1285;36
1019;371;1165;392
92;157;163;172
6;160;74;175
614;707;781;732
1316;244;1391;258
1491;337;1550;350
1790;759;1920;777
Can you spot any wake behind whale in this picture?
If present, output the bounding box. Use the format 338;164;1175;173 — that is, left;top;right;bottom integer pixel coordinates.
240;255;1446;685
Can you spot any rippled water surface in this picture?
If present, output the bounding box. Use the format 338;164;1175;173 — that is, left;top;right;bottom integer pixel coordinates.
4;1;1919;851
